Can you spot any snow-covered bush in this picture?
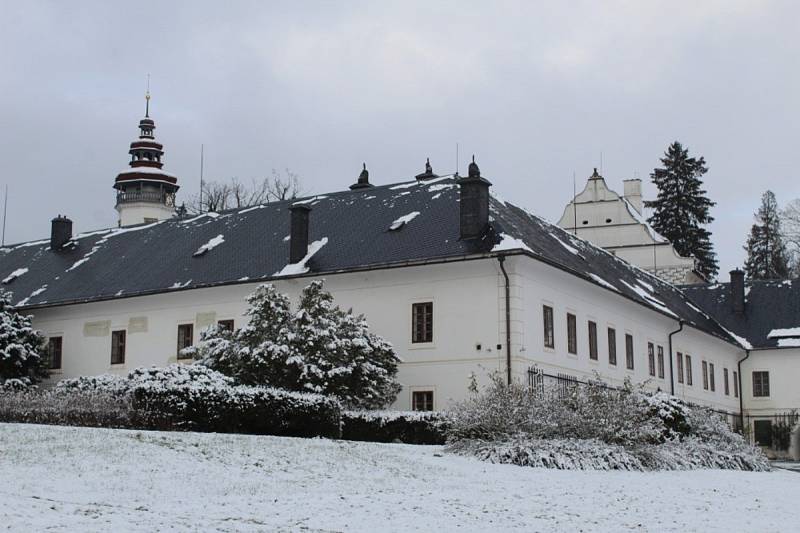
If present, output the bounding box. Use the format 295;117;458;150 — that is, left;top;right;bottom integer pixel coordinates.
131;383;341;438
194;280;401;409
447;373;768;471
56;364;233;396
0;292;48;385
0;377;34;392
0;389;132;428
342;410;451;444
56;373;130;395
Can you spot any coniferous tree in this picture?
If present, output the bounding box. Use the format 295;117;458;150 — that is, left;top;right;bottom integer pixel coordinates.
645;141;718;279
0;292;48;385
744;190;789;280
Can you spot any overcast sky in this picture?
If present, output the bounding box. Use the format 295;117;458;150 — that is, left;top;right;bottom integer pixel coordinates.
1;1;798;278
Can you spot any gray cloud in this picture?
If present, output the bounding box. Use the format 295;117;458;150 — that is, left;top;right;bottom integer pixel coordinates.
1;0;798;277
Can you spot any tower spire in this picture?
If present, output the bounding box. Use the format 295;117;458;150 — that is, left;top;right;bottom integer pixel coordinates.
145;74;151;118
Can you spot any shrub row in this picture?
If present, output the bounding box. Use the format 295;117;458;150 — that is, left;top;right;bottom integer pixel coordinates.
0;389;133;428
342;410;450;445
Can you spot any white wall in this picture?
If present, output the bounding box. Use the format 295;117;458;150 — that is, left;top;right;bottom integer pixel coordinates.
116;201;175;227
741;348;800;415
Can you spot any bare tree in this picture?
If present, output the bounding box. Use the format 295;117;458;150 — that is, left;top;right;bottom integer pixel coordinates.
781;199;800;276
184;169;304;214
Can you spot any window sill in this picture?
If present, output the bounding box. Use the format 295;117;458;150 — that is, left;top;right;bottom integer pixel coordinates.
408;343;436;351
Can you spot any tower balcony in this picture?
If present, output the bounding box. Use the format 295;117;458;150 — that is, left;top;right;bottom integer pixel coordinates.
115;190;176;207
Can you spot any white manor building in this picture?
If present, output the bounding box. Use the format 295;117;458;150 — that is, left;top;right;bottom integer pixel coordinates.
1;102;798;452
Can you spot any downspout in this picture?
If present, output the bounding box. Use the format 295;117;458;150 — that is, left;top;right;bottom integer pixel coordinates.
498;255;512;386
737;350;751;431
667;320;684;395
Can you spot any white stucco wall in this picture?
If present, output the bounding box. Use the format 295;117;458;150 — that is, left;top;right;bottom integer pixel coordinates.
741;348;800;416
116;201;175;227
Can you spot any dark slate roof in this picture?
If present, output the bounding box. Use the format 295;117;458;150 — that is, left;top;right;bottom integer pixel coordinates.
681;279;800;349
0;176;740;347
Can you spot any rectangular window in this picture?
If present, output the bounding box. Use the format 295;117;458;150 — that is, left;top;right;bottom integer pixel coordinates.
753;420;773;447
648;343;656;376
588;321;598;360
217;319;235;331
676;352;684;384
724;368;730;396
702;360;709;390
111;330;126;365
607;327;617;366
543;305;554;349
177;324;194;359
625;334;634;370
412;391;434;411
753;371;770;397
567;313;577;355
734;371;739;398
709;363;716;392
686;355;693;386
657;346;665;379
47;336;63;370
412;302;433;343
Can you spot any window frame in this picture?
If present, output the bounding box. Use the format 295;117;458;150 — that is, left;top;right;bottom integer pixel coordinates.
177;323;194;360
625;333;634;370
110;330;126;366
566;312;577;355
733;370;739;398
607;327;617;366
724;368;730;396
542;305;555;350
411;302;434;344
411;390;434;411
588;320;598;361
709;362;716;392
752;371;770;398
647;342;656;377
702;360;709;390
657;345;665;379
217;319;235;332
685;354;693;386
676;352;684;384
47;336;63;370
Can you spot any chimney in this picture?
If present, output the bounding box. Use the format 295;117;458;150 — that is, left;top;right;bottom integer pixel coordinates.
289;204;311;263
458;156;492;239
350;163;373;190
730;269;745;314
50;215;73;251
623;179;643;214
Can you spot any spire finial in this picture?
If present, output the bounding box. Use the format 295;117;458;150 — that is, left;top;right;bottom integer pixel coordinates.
468;155;480;178
145;74;151;118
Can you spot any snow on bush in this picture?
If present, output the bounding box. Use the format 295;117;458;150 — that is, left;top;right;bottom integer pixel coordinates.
0;389;132;428
447;373;769;471
192;280;401;409
0;291;48;385
56;364;233;395
342;410;451;444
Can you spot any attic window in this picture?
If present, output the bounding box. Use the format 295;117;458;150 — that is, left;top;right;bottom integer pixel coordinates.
605;218;612;223
582;220;589;225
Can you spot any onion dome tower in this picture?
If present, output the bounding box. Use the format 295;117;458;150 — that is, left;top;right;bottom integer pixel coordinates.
113;90;179;227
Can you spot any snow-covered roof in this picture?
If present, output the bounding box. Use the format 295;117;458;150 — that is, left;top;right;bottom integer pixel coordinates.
682;279;800;349
0;176;741;346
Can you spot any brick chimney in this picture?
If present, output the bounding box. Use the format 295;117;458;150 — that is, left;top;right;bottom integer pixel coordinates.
289;204;311;263
730;269;745;314
50;215;73;251
458;156;492;240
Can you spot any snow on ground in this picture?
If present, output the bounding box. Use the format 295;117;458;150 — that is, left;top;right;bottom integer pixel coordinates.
0;424;797;533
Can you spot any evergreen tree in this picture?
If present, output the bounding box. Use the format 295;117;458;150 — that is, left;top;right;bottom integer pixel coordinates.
744;190;789;280
645;141;718;279
0;292;48;385
194;281;400;408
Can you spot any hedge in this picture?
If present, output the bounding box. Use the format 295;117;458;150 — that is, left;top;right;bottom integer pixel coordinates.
341;410;450;445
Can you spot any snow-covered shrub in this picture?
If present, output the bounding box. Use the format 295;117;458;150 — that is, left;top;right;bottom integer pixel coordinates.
56;364;233;396
0;292;48;385
342;410;451;444
56;373;130;395
195;280;401;409
0;389;132;428
629;438;771;471
0;377;34;392
131;383;341;438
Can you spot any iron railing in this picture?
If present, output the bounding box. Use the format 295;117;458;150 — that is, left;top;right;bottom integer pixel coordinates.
116;191;176;207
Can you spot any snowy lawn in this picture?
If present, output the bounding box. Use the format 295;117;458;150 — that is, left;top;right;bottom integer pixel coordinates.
0;423;797;532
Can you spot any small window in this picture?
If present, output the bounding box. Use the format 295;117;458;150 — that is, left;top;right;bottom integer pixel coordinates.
709;363;716;392
143;217;158;224
217;319;235;332
111;330;126;365
588;321;598;360
582;220;589;225
607;327;617;366
733;371;739;398
753;420;773;447
625;334;634;370
686;354;693;386
412;391;434;411
567;313;577;355
543;305;554;349
724;368;730;396
702;360;709;390
676;352;684;384
648;343;656;376
47;336;63;370
753;371;770;397
177;324;194;359
605;218;612;223
412;302;433;344
657;346;665;379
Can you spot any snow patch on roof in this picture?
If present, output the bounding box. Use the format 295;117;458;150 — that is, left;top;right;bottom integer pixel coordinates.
389;212;420;231
389;181;420;190
768;327;800;339
2;268;28;284
170;280;193;289
720;325;752;350
238;204;267;215
292;196;328;206
588;273;619;292
493;234;533;253
193;235;225;257
118;166;177;179
619;279;677;318
777;338;800;348
274;237;329;277
16;284;47;307
553;236;581;256
179;212;220;225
